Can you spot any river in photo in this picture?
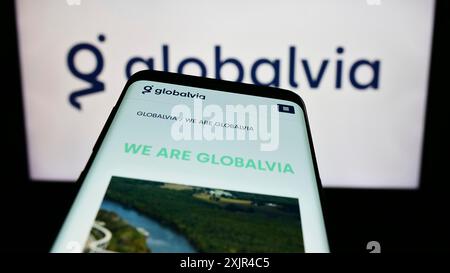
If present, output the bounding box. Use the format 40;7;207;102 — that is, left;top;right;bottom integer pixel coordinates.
101;199;197;253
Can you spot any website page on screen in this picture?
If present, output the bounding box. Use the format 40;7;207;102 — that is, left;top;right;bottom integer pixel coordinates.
52;80;329;253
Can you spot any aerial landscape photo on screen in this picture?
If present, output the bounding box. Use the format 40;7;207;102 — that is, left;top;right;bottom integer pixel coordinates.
84;176;304;253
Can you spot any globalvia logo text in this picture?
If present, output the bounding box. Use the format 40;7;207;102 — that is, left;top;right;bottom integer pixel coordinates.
141;85;206;100
67;34;381;110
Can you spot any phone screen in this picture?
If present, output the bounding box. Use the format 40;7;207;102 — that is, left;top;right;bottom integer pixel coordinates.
52;78;329;253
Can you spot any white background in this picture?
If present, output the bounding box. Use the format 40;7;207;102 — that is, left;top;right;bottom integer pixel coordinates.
16;0;435;188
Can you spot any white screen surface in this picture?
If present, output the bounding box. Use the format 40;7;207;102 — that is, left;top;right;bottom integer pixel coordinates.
52;79;329;253
15;0;435;188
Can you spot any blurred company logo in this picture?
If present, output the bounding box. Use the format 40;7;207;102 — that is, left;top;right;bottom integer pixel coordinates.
67;34;381;110
67;34;106;109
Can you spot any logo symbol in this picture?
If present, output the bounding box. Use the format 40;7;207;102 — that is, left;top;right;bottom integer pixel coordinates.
67;34;106;110
142;85;153;94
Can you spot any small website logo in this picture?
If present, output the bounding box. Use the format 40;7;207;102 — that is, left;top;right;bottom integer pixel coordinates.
142;85;206;100
142;85;153;94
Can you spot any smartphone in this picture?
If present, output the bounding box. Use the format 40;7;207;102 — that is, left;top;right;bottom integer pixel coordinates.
51;70;329;253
